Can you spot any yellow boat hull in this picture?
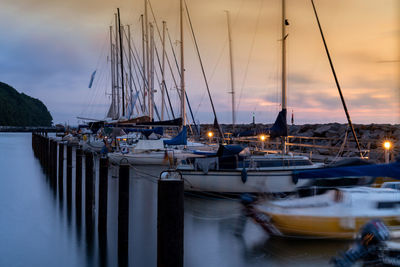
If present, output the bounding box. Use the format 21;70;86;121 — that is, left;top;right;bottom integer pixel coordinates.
264;212;400;239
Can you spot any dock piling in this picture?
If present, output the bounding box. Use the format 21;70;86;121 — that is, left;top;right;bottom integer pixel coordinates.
157;176;184;267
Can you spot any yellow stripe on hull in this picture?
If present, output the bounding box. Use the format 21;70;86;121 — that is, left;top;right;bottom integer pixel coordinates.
264;212;400;239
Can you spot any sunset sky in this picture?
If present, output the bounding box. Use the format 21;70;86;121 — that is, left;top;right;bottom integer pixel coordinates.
0;0;399;125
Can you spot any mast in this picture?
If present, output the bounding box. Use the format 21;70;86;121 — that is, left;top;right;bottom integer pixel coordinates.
114;13;120;118
225;10;235;130
141;14;146;114
128;24;133;118
311;0;362;157
117;8;125;117
109;26;116;118
149;23;155;120
180;0;186;127
161;21;166;121
144;0;151;120
281;0;288;154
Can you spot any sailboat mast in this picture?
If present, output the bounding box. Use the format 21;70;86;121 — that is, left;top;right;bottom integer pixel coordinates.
117;8;125;117
114;13;120;118
128;24;133;118
141;14;146;114
145;0;151;120
281;0;287;111
150;23;155;120
226;10;235;130
109;26;115;118
180;0;186;127
161;21;166;121
281;0;288;154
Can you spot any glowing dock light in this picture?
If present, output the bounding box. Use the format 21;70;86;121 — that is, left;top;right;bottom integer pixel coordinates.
384;141;391;150
383;141;392;163
207;131;214;144
259;135;266;150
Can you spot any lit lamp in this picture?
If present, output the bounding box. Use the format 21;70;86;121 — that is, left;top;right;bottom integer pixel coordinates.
207;131;214;144
383;141;392;163
259;135;266;150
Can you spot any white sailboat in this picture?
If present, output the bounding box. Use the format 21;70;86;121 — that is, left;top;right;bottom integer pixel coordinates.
250;187;400;239
175;0;325;194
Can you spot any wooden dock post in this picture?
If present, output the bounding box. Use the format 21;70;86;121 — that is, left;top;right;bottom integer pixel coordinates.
118;164;130;267
98;157;109;236
157;176;184;267
66;145;73;207
58;143;64;201
45;137;50;174
51;140;58;185
85;151;95;243
75;148;83;222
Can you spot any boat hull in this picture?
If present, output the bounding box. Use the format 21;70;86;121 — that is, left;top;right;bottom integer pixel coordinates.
181;169;310;193
261;212;400;239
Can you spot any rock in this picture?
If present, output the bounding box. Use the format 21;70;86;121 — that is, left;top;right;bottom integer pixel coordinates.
314;125;331;137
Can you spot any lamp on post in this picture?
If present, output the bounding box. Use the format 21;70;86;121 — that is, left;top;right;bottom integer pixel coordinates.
383;141;392;163
207;131;214;144
259;135;266;150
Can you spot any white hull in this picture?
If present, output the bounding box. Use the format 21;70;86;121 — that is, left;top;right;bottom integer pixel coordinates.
180;168;311;193
108;150;197;166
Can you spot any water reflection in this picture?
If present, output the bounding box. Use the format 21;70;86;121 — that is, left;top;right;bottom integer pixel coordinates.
0;133;350;267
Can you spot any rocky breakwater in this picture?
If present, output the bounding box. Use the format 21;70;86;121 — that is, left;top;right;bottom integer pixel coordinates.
288;123;400;163
201;123;400;163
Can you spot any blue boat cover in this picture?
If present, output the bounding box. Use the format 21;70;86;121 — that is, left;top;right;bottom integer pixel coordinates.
269;108;288;138
163;126;187;146
192;150;217;156
235;109;287;138
125;127;164;137
293;159;400;180
216;145;244;157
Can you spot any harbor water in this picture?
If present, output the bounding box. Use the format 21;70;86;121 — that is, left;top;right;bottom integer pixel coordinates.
0;133;351;267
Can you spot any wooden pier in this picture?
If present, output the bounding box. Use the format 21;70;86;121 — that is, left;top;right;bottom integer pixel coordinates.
31;132;183;267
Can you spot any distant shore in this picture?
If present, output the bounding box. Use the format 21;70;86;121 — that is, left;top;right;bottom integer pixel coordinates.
0;126;56;132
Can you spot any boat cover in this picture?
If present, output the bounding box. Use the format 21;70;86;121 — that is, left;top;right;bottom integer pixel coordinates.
216;145;244;157
293;159;400;180
124;127;164;137
269;108;288;138
163;126;187;146
235;109;287;138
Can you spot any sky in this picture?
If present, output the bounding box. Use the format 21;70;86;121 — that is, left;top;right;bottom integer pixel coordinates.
0;0;399;125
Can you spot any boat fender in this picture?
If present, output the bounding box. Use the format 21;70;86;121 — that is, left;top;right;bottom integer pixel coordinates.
241;168;247;183
121;147;129;154
292;172;298;185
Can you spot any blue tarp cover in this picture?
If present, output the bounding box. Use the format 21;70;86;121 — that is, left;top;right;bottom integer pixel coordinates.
293;160;400;180
125;127;164;137
269;108;288;138
163;126;187;146
216;145;244;157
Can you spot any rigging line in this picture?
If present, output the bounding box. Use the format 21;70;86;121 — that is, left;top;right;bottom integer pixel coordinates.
127;33;151;114
150;61;165;121
153;40;176;120
128;49;146;113
184;0;224;139
147;0;199;133
121;30;144;111
80;26;111;117
236;0;264;112
165;25;199;134
311;0;362;157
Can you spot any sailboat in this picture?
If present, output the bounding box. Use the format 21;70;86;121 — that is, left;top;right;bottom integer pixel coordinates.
249;186;400;239
173;0;328;194
107;0;211;167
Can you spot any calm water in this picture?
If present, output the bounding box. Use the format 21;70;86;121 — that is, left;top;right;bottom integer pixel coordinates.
0;133;349;267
